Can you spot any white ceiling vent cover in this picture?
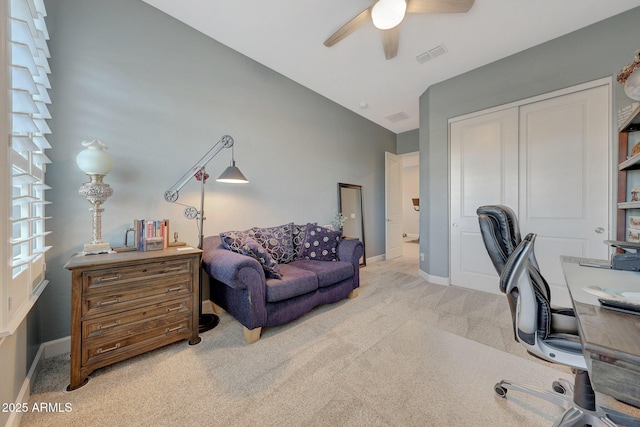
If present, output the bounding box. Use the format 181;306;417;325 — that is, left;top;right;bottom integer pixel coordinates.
416;44;448;64
386;111;410;122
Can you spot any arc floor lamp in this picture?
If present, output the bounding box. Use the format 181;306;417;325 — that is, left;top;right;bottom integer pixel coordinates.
164;135;248;333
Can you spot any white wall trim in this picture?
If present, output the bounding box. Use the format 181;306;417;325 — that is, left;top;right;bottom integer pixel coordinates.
367;254;386;264
42;336;71;358
419;269;450;286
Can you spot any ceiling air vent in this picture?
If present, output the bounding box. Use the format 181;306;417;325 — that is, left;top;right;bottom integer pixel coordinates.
416;44;448;64
385;111;409;123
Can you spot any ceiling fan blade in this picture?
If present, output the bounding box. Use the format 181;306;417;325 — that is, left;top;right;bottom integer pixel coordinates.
324;7;372;47
406;0;475;14
381;26;400;60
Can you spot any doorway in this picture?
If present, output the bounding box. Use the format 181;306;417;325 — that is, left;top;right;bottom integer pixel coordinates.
385;151;420;261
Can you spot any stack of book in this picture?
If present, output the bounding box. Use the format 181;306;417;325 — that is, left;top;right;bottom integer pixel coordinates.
134;219;169;251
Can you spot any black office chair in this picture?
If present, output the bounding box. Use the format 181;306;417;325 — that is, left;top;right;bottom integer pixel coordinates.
477;205;638;427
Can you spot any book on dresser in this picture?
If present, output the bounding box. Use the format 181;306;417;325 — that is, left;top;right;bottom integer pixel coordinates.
134;219;169;251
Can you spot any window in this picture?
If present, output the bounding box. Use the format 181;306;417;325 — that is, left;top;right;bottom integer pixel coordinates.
1;0;51;336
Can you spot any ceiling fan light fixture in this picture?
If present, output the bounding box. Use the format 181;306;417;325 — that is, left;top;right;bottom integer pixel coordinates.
371;0;407;30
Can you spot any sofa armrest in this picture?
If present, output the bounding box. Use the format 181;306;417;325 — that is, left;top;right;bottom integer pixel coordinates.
201;236;265;291
202;235;269;329
337;238;364;265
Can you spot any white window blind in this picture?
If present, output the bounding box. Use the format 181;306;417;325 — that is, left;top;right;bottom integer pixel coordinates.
1;0;51;336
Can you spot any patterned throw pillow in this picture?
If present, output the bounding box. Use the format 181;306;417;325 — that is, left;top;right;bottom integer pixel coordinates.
292;223;310;260
240;237;282;279
220;229;254;253
252;223;294;264
300;223;342;261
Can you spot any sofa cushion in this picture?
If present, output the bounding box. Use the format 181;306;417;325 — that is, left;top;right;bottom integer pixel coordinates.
288;259;354;288
300;224;342;261
265;263;318;303
240;237;282;279
253;223;295;264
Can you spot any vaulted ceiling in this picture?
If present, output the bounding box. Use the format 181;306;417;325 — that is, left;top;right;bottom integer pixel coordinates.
142;0;640;133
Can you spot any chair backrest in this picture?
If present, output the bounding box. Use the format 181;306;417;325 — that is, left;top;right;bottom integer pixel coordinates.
477;206;554;342
476;205;521;279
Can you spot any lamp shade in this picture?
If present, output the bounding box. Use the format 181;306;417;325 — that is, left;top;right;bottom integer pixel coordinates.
76;139;113;175
371;0;407;30
216;161;249;183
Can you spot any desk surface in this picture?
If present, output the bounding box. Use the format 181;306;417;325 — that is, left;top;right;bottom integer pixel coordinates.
561;256;640;407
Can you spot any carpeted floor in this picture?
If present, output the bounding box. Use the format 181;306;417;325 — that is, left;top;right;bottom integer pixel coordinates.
19;244;638;426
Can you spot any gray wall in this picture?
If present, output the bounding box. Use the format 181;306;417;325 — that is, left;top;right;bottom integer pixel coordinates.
396;129;419;154
419;8;640;277
38;0;395;343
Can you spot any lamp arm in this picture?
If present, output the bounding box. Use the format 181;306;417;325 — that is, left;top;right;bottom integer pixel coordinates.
164;135;234;202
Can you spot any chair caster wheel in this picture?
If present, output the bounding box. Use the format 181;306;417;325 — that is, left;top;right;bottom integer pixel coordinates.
552;381;566;394
494;383;507;398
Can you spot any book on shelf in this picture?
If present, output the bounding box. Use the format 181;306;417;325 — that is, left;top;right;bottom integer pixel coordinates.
134;219;170;251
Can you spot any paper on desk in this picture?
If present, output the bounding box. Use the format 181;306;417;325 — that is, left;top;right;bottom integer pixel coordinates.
584;286;640;303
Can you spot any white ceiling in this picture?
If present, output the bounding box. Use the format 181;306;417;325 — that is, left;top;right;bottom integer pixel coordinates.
141;0;640;134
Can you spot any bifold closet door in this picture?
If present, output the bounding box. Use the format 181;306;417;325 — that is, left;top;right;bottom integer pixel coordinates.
450;85;609;306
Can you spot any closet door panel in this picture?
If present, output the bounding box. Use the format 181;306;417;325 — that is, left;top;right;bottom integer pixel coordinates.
450;108;519;294
519;85;609;306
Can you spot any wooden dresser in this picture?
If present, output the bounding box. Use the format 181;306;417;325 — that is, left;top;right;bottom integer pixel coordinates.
64;247;202;391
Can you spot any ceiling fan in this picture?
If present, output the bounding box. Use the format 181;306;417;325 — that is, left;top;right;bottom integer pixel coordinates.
323;0;475;60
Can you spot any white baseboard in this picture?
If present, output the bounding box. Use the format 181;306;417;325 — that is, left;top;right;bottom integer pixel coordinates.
366;254;386;264
43;336;71;358
419;269;450;286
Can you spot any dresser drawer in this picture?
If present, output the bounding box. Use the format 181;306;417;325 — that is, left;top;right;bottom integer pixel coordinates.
82;258;193;292
82;275;191;317
82;314;192;366
83;297;192;340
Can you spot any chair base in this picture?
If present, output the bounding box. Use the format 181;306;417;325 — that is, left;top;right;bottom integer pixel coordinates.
495;379;640;427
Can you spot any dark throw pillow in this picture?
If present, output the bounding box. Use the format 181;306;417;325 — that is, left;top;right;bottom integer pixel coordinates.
220;229;254;253
240;237;282;279
300;223;342;261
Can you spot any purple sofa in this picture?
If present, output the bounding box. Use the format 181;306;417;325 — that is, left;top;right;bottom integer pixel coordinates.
201;229;363;343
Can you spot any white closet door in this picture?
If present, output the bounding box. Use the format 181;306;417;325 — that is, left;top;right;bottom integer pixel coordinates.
450;108;519;293
519;85;609;305
449;84;610;306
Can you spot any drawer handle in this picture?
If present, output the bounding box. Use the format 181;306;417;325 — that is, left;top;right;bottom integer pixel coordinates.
166;305;183;312
97;343;121;354
98;321;120;330
166;286;182;293
97;274;121;283
166;325;184;333
97;297;120;306
165;266;182;272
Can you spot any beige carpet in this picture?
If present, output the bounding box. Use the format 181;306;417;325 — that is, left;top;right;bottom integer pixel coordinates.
20;246;638;426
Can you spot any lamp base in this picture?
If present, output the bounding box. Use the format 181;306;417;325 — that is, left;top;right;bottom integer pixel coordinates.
199;313;220;333
82;242;112;255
